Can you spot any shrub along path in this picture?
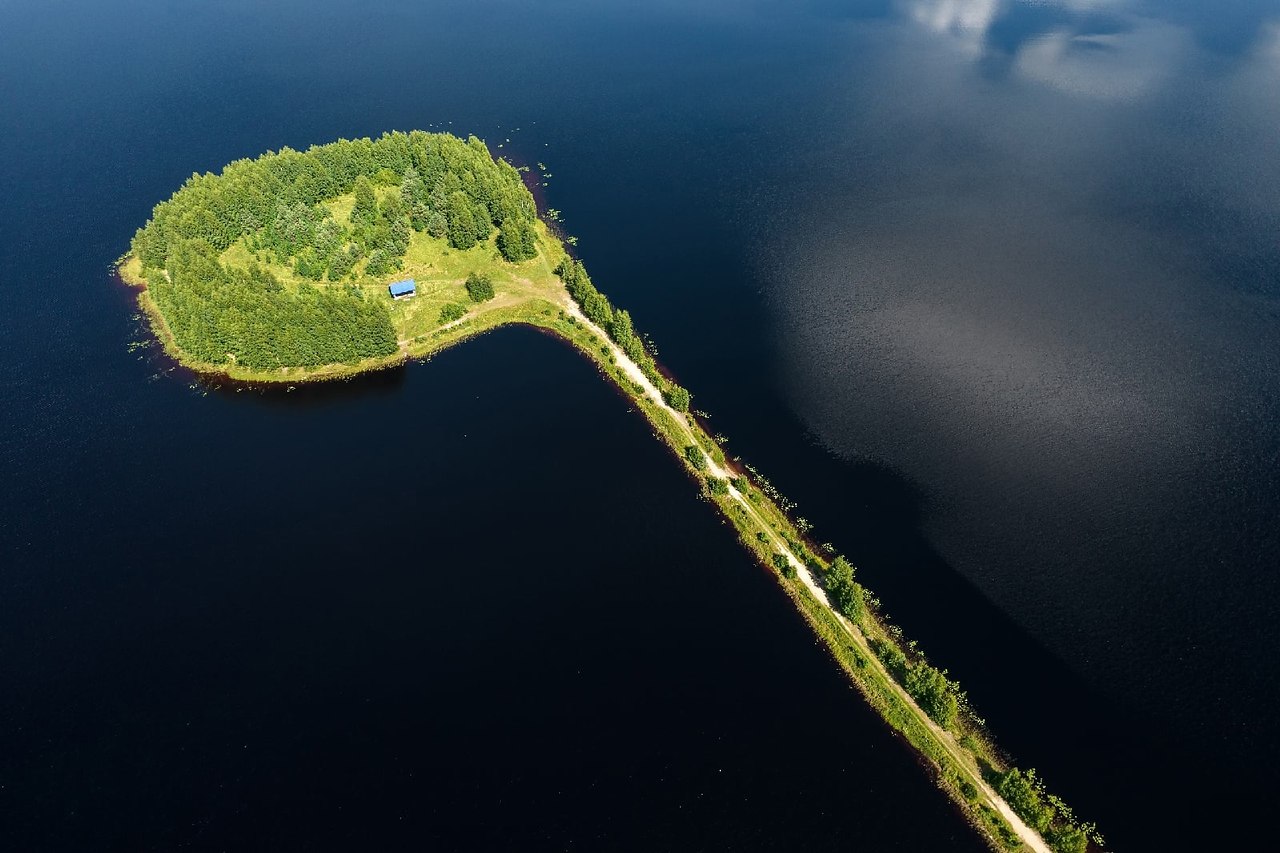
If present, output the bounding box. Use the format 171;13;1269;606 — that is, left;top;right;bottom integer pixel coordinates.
559;295;1054;853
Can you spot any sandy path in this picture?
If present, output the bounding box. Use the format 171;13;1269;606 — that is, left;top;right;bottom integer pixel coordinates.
398;291;524;348
563;296;1053;853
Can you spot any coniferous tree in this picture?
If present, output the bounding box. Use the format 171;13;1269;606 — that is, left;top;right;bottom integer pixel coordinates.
365;249;392;277
130;131;540;371
465;272;495;302
401;166;431;230
497;219;537;262
609;308;635;348
351;175;377;228
446;192;478;249
664;385;691;412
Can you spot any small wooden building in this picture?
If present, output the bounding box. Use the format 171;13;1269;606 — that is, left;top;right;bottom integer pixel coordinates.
389;279;416;300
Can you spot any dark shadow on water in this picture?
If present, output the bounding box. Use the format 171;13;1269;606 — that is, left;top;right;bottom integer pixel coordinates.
200;362;410;409
2;321;997;853
112;268;414;409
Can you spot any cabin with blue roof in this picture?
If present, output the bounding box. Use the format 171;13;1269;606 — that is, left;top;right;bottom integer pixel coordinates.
388;279;416;300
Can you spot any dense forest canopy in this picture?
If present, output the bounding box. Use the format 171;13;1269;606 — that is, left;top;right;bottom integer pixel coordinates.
131;131;538;370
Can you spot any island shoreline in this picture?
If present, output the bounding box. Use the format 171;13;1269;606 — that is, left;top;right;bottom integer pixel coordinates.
118;252;1072;853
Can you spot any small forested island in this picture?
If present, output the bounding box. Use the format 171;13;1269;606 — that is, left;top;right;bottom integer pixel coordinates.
123;132;560;377
120;131;1103;853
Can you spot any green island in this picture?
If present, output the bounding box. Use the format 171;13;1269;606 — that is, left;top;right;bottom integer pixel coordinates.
120;131;1104;853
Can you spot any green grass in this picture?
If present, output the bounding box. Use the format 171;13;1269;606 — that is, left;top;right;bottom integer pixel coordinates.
219;188;566;339
126;197;569;384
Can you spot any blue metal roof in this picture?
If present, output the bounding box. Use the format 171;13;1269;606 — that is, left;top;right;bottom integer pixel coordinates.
388;279;416;296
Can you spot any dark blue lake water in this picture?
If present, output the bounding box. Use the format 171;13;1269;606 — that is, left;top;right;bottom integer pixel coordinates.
3;1;1278;850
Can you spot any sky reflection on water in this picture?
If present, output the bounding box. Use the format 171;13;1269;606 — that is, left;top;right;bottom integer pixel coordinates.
762;0;1280;770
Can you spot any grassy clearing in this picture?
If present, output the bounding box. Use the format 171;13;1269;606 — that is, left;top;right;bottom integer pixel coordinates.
125;210;567;383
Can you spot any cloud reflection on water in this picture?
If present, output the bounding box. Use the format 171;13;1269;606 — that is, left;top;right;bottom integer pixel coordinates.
1013;19;1188;100
908;0;1193;100
907;0;1001;54
762;0;1280;760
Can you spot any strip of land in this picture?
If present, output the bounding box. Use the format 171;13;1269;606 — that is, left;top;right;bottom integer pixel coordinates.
560;297;1054;853
120;235;1069;853
121;132;1100;853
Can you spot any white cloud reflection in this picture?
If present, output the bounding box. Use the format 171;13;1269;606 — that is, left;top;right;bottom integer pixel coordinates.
1014;20;1188;100
906;0;1189;100
1259;19;1280;69
758;0;1280;693
907;0;1002;53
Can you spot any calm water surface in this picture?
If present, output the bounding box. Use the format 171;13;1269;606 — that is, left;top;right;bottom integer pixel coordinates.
3;1;1278;850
